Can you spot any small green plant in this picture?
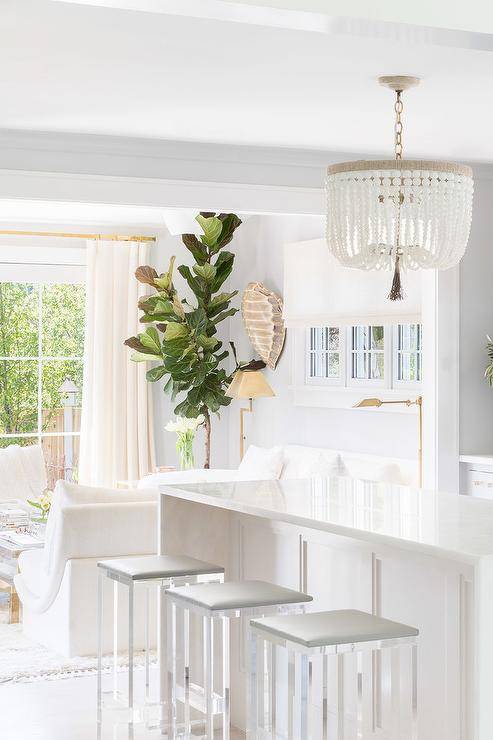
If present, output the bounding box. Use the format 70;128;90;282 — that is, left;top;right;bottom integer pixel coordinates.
125;212;244;468
485;335;493;386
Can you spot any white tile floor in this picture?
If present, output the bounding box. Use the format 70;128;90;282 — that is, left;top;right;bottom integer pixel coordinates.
0;673;243;740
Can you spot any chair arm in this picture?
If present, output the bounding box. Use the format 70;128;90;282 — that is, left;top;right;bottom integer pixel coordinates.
16;501;157;614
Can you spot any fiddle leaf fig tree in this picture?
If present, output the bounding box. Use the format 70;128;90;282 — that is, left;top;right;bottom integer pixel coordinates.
125;212;243;468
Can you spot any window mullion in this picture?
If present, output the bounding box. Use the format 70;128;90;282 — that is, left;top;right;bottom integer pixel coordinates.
37;285;42;445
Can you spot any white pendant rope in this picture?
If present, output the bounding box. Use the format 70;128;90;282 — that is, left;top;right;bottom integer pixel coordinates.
325;76;474;300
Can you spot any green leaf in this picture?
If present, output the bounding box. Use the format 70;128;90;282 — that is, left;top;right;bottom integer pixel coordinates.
164;322;189;341
211;307;238;325
211;251;234;292
177;265;202;296
193;263;216;282
185;308;208;334
182;234;208;265
196;215;223;248
131;351;155;362
140;327;162;355
207;290;238;317
197;334;219;351
146;366;167;382
135;265;158;287
215;214;242;250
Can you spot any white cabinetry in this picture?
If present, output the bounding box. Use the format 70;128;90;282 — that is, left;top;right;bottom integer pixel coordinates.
460;454;493;498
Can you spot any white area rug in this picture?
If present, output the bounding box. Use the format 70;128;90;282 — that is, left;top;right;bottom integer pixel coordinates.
0;624;154;684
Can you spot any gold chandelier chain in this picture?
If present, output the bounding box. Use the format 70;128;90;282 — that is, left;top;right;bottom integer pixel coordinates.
394;90;403;160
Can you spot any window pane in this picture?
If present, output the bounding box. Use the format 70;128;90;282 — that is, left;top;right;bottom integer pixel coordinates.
42;283;85;357
371;326;384;350
0;282;38;357
0;436;39;449
353;351;368;379
0;360;38;434
42;360;83;434
328;352;339;377
353;326;369;350
328;327;339;350
371;353;384;379
42;434;80;487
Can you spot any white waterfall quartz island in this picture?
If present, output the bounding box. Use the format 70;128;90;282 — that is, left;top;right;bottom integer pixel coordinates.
159;477;493;740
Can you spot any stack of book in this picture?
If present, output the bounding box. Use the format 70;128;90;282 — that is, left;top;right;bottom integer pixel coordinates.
0;504;30;530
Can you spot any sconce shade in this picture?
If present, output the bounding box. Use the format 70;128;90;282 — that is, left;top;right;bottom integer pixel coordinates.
226;370;275;400
283;238;422;327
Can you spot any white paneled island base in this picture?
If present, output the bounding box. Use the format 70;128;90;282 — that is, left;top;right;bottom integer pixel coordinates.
159;478;493;739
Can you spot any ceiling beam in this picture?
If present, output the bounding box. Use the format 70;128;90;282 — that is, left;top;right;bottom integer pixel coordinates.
51;0;493;51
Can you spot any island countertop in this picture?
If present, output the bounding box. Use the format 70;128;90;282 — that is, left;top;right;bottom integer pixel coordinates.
159;477;493;564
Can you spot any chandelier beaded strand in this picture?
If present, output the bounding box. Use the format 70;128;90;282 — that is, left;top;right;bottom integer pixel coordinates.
325;76;474;302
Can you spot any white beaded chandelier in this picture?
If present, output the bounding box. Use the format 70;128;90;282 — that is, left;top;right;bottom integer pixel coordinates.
326;76;474;300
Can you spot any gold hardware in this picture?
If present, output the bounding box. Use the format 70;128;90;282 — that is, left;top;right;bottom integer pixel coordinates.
239;399;253;461
354;396;423;488
394;90;403;160
0;229;156;242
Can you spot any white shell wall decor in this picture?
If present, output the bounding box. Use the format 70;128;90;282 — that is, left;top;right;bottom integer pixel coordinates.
241;282;286;369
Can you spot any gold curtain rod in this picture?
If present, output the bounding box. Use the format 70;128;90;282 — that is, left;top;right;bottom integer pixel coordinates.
0;229;156;242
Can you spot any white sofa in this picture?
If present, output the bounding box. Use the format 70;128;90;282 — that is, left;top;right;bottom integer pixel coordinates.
0;444;47;503
15;480;158;657
139;444;418;490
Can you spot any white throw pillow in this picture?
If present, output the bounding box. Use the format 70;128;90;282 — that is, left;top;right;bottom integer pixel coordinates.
374;463;406;486
237;445;284;481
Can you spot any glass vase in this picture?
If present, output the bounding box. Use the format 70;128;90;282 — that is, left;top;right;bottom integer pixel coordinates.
177;435;195;471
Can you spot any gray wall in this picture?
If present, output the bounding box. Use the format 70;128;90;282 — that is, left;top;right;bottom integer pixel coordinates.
459;177;493;455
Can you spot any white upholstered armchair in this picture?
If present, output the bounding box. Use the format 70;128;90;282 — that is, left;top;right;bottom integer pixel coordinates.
15;481;158;657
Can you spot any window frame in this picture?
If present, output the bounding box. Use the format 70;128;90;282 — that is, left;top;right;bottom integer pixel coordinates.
0;264;86;481
305;326;345;387
303;323;422;392
346;325;391;389
392;323;423;390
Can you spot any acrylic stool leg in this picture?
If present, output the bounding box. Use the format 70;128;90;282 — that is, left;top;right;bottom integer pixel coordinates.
144;586;150;704
248;631;258;739
167;600;177;738
411;644;418;740
183;607;191;736
287;649;295;740
97;569;103;723
270;642;277;737
300;653;309;739
356;651;363;739
128;581;134;714
321;654;328;740
337;653;345;740
113;580;119;701
222;616;230;739
203;615;214;739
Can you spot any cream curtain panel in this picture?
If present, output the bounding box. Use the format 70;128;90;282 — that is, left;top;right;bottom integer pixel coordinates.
79;240;155;487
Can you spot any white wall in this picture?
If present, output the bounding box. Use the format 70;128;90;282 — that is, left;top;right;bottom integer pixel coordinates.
459;176;493;455
226;215;417;468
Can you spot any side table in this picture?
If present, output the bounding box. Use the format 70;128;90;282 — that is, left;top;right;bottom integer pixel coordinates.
0;532;44;623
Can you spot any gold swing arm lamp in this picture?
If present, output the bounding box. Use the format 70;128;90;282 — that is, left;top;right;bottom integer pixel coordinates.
226;370;275;460
353;396;423;488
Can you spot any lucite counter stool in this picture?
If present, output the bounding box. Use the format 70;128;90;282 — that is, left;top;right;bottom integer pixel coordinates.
166;580;313;739
96;554;224;723
249;610;419;740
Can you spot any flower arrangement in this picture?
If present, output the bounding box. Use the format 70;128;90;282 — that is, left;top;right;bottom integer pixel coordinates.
27;490;53;523
165;415;205;470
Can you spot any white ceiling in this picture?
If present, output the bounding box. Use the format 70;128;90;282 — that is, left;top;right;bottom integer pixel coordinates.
2;0;493;161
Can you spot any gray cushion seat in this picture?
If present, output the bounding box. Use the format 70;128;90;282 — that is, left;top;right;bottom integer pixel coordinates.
97;555;224;581
251;610;419;648
166;580;313;611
